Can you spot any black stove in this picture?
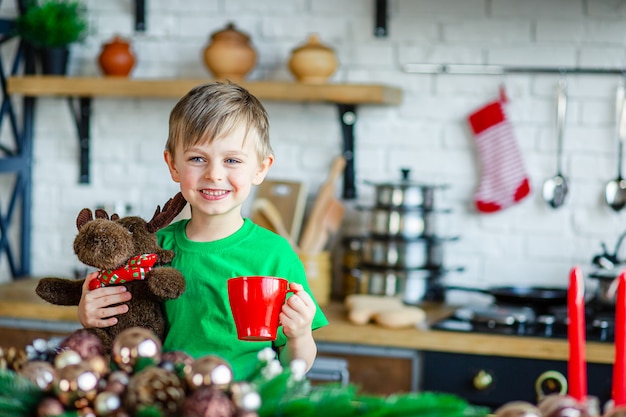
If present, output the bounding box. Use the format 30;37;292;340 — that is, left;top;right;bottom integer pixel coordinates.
431;302;616;343
424;301;615;411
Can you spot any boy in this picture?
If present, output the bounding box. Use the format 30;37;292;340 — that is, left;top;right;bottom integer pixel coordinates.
77;82;328;380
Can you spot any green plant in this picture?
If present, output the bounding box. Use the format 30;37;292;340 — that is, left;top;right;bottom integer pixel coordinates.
15;0;87;48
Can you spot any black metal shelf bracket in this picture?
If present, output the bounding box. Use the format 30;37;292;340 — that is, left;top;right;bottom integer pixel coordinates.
337;104;357;200
135;0;146;31
68;97;91;184
375;0;388;37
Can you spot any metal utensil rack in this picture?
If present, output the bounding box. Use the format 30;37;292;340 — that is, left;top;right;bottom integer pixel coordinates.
404;63;626;76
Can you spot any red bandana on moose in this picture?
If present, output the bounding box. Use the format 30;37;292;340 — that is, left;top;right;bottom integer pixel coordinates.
89;254;158;290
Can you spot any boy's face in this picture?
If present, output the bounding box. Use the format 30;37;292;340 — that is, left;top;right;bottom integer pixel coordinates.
164;124;273;224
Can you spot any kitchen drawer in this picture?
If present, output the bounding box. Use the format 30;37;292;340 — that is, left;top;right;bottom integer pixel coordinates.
317;342;419;395
421;351;612;410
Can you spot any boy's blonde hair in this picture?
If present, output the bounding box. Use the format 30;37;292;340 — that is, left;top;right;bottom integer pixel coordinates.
166;82;273;161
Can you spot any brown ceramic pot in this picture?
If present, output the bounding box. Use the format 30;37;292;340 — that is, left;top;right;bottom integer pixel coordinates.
288;34;338;84
98;36;135;77
203;23;257;80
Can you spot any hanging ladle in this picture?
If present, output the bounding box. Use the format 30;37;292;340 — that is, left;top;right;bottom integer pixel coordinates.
542;77;569;209
605;78;626;212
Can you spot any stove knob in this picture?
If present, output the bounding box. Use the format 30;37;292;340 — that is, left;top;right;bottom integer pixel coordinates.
473;369;493;390
593;318;610;342
535;370;567;401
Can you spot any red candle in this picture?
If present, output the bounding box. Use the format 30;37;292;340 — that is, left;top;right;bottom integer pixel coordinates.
613;270;626;406
568;266;587;402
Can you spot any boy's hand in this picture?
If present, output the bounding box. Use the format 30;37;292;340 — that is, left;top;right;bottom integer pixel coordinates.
77;271;132;328
280;282;316;339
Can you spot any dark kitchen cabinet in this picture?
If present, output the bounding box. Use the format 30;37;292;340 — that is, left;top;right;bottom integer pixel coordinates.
421;351;613;411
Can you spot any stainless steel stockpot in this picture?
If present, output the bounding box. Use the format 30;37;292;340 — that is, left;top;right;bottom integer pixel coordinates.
361;238;427;269
369;207;437;239
355;267;434;305
371;183;435;209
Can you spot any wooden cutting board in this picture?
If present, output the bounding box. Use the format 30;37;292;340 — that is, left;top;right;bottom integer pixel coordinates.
252;179;308;242
299;156;346;253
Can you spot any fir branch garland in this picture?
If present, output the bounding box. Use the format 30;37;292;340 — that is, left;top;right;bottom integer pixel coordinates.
0;370;45;417
0;352;490;417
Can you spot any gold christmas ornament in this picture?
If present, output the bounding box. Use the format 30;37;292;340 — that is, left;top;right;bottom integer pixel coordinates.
105;370;129;395
111;327;162;373
37;397;65;417
93;391;122;416
18;360;57;391
230;381;261;411
87;354;109;378
161;349;194;374
76;406;96;416
184;355;233;391
54;362;99;409
54;350;82;369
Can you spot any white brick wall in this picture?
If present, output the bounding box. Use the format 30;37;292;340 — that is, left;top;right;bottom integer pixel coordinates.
4;0;626;293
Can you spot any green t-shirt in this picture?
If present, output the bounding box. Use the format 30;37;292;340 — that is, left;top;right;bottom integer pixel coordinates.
157;218;329;381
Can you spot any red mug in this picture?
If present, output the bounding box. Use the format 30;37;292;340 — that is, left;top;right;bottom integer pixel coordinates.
227;276;294;341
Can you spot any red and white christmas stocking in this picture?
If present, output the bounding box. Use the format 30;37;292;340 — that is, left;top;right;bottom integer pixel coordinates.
467;92;530;213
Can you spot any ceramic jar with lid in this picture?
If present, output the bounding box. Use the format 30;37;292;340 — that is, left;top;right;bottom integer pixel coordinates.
288;34;338;84
98;36;136;77
203;22;257;81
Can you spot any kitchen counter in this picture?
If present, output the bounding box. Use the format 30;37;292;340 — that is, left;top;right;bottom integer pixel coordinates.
0;278;77;322
316;303;614;364
0;278;615;364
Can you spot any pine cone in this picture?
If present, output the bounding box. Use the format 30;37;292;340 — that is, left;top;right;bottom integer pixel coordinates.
0;345;27;372
125;366;185;417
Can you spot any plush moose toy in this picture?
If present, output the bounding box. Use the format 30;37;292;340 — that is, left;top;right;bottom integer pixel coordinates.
35;192;188;351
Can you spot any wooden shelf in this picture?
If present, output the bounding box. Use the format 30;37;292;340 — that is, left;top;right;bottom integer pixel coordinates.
7;76;403;105
6;75;402;198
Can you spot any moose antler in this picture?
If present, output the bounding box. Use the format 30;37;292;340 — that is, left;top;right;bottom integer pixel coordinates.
94;209;109;220
146;192;187;233
76;208;121;230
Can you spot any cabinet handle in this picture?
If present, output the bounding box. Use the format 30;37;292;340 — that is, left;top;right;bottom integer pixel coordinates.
473;370;493;390
535;370;568;401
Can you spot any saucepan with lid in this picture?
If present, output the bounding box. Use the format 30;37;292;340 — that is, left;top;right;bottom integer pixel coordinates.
365;168;448;210
361;237;428;269
355;267;434;305
361;236;455;269
368;206;448;239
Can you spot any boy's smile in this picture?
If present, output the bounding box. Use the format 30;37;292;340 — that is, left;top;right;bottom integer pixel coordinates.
201;189;230;198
